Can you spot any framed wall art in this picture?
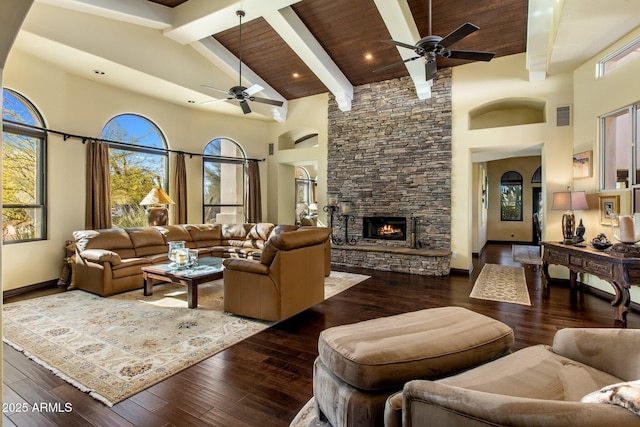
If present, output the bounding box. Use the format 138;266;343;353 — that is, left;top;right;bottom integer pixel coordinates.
599;195;620;225
573;150;593;179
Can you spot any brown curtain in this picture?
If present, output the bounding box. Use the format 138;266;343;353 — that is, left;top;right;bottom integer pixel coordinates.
246;160;262;222
174;152;187;224
85;139;112;229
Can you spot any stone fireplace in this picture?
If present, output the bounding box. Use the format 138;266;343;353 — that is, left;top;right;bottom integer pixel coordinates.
327;72;452;276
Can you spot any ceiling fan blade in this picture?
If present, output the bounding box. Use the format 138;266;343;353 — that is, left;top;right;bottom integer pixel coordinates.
251;96;284;107
382;39;417;51
244;84;264;96
201;85;230;95
202;98;231;105
447;50;495;61
373;56;421;73
439;22;479;48
239;100;252;114
425;60;438;81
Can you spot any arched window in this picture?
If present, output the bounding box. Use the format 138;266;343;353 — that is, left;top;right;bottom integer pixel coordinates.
531;166;542;183
2;88;47;243
101;114;168;228
500;171;523;221
203;138;246;224
295;166;311;206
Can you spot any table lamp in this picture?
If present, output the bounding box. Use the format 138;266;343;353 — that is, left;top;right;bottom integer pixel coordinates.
552;187;589;244
140;188;175;226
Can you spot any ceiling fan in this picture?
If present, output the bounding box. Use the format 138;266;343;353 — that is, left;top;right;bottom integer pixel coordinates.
202;10;283;114
374;0;495;81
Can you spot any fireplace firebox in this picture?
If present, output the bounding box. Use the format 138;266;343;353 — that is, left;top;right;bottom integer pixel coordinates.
362;216;406;241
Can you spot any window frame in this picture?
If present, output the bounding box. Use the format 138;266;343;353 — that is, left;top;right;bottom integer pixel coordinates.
600;103;639;191
2;88;48;244
202;138;247;224
598;37;640;78
101;113;169;228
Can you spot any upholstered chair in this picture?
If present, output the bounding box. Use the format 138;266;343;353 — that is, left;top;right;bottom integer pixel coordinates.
223;227;332;321
384;328;640;426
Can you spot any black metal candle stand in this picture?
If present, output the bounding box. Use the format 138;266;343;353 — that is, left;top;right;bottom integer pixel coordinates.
323;205;356;245
323;205;340;245
336;214;357;245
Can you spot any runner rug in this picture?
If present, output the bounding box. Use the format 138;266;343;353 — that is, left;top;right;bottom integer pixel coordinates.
2;271;369;407
470;264;531;306
512;244;542;265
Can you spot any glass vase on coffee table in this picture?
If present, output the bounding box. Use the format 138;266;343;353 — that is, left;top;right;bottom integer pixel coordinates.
167;241;185;267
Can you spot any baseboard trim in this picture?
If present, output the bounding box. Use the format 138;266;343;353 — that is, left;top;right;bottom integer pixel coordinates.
450;268;470;276
487;240;536;246
3;279;59;299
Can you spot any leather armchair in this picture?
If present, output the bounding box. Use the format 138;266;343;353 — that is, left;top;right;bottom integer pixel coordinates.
223;227;333;321
384;328;640;426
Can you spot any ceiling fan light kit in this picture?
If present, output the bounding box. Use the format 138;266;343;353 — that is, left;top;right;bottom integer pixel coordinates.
375;0;495;81
202;10;284;114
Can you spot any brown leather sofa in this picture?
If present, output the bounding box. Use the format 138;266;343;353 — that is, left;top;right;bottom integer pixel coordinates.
223;227;333;321
72;223;330;297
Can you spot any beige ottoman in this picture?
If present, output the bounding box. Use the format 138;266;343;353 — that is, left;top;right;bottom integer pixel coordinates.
312;306;514;427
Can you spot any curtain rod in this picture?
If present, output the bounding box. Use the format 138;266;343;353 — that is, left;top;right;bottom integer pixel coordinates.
2;119;266;162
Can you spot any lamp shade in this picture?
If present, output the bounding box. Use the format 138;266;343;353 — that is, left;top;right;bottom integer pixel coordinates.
140;188;175;206
551;191;589;210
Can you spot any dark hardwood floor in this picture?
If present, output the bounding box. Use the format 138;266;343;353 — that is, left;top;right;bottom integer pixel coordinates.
3;243;639;426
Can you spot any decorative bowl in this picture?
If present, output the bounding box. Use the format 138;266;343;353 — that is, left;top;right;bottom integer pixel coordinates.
591;241;612;251
591;233;613;251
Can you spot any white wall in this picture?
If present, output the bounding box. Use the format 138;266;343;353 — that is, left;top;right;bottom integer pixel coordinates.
572;26;640;303
451;53;574;271
267;93;329;226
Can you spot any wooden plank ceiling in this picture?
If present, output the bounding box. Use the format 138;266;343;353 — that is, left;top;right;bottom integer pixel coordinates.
148;0;528;100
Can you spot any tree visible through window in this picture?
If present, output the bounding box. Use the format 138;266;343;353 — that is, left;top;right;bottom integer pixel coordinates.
101;114;168;228
500;171;523;221
203;138;246;224
2;88;47;243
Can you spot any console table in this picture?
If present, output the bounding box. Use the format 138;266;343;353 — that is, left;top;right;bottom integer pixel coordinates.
541;241;640;323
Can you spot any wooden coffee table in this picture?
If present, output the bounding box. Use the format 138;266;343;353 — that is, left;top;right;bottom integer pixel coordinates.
141;257;224;308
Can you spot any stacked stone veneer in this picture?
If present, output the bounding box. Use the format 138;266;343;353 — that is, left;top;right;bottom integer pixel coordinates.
328;71;452;275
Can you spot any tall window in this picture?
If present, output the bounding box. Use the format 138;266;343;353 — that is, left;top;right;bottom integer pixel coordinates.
101;114;168;228
203;138;246;224
500;171;523;221
601;105;640;190
2;88;47;243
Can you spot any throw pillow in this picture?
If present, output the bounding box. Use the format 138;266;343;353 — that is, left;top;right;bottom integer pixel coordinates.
247;223;275;241
581;380;640;416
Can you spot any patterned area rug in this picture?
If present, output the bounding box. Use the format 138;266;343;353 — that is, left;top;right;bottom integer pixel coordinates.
2;271;369;407
512;244;542;265
470;264;531;306
290;397;330;427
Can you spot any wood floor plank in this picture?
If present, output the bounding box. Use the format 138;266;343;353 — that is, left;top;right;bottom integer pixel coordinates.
3;243;639;426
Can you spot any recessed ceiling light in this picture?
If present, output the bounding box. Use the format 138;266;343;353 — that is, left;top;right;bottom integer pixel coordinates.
93;69;105;75
187;100;195;104
364;53;373;60
292;72;300;78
